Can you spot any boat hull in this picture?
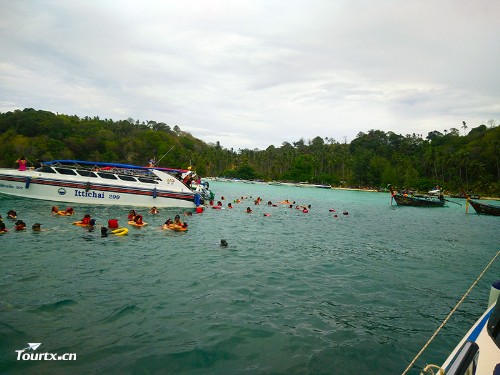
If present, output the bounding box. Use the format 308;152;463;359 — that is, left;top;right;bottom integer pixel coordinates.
441;302;500;374
0;170;197;208
393;195;445;207
469;200;500;216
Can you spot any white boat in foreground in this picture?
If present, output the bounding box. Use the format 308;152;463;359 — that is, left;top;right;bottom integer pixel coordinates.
0;160;211;208
421;280;500;375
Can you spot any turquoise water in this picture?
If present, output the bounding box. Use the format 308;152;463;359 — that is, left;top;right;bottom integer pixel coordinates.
0;182;499;375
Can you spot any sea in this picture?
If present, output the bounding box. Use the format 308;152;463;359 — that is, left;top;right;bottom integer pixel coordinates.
0;181;499;375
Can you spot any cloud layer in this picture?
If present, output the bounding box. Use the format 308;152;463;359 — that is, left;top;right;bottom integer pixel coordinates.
1;0;499;150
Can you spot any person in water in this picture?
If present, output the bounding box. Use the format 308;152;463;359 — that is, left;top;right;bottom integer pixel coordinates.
51;206;60;215
228;203;233;209
14;220;26;231
162;218;173;230
127;210;136;220
7;210;17;219
220;239;228;247
101;227;108;237
149;206;159;214
246;207;252;213
16;156;27;171
0;221;7;233
88;219;96;232
108;219;119;229
173;215;183;226
134;214;144;225
32;223;42;231
64;207;74;215
81;214;91;225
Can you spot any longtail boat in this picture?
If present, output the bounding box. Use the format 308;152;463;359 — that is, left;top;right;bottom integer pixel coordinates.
468;200;500;216
388;184;445;207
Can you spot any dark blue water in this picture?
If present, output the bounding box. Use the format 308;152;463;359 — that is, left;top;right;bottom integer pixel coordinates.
1;182;499;374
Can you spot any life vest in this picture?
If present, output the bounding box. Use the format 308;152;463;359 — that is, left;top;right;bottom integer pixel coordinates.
108;219;119;229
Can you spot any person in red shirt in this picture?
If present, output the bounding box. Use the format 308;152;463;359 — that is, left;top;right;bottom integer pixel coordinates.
16;156;27;171
81;214;91;225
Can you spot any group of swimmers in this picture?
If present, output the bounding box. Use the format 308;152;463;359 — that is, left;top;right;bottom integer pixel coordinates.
51;206;75;216
205;195;317;215
0;210;42;233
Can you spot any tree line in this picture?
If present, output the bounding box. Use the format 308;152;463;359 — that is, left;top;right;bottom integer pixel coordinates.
1;108;499;196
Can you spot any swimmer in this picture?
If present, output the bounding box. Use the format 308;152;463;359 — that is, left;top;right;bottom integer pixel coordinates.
127;210;136;220
101;227;108;237
14;220;26;231
149;206;159;214
220;239;228;247
32;223;42;231
184;211;193;216
0;221;8;233
162;218;173;230
81;214;91;225
88;219;96;232
63;207;74;215
228;203;233;209
108;219;119;229
173;215;183;226
134;214;144;225
7;210;17;219
246;207;252;213
51;206;60;215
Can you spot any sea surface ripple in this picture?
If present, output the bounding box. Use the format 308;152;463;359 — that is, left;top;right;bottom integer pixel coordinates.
0;182;499;374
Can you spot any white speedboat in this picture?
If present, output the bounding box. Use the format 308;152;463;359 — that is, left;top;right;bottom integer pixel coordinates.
0;160;209;208
422;280;500;375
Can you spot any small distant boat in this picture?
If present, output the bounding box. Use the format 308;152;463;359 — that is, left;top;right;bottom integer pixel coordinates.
314;184;332;189
388;185;445;207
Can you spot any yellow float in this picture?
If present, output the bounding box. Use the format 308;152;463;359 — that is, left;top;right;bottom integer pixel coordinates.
111;228;129;236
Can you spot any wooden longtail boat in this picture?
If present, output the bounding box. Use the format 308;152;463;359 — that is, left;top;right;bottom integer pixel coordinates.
468;200;500;216
388;184;445;207
462;190;500;216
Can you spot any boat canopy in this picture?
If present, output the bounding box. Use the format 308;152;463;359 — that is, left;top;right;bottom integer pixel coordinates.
44;160;188;174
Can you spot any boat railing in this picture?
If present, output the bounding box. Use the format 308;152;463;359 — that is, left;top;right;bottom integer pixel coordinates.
40;162;166;182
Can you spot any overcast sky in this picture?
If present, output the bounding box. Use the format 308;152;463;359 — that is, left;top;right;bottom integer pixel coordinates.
1;1;499;150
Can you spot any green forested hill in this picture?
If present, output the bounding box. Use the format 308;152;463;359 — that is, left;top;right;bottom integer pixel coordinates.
1;108;499;196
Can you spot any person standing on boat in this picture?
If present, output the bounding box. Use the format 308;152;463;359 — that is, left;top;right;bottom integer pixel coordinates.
16;156;27;171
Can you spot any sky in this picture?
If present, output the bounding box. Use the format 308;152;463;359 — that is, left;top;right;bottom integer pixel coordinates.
1;0;499;151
